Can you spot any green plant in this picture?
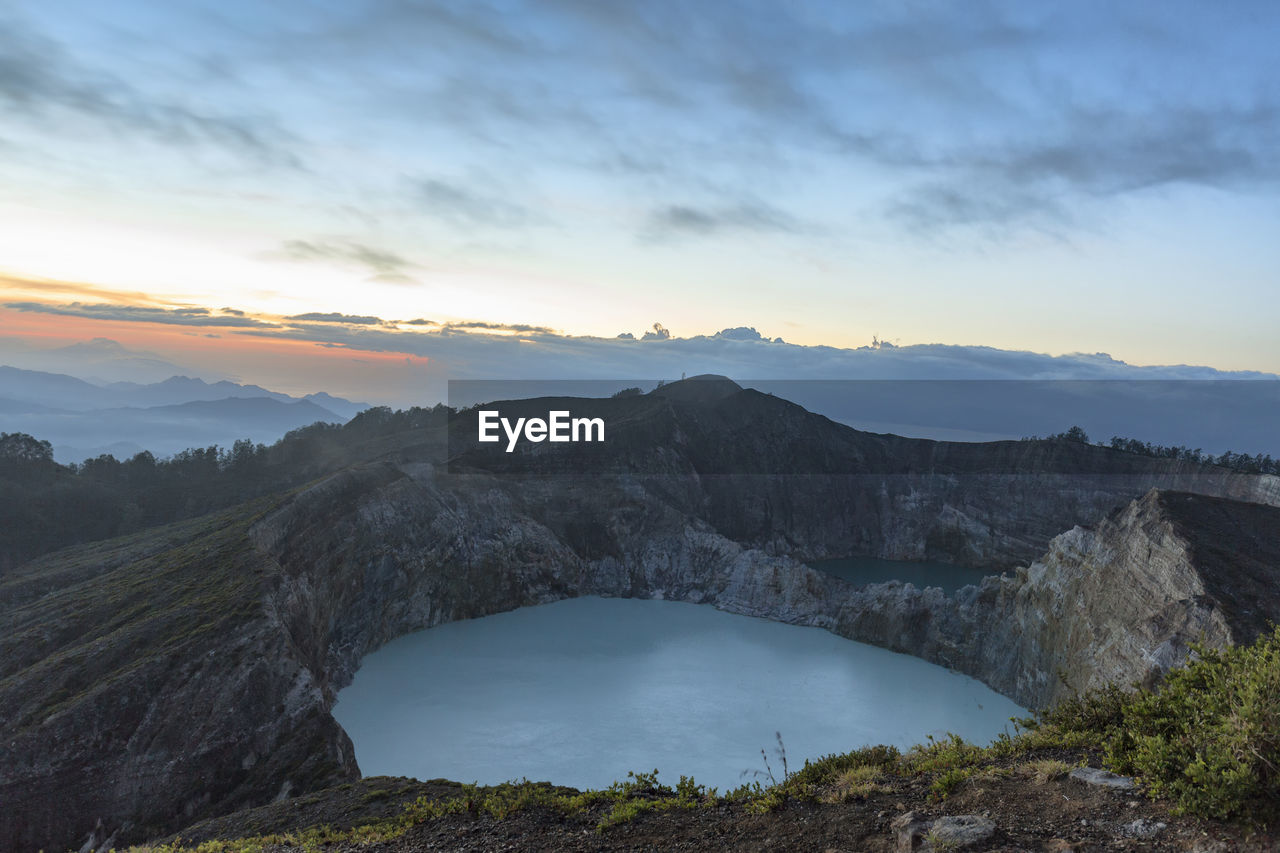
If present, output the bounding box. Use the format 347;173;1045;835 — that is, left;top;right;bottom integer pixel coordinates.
929;767;971;801
1039;627;1280;819
821;765;888;803
789;744;901;788
903;733;983;775
1108;630;1280;818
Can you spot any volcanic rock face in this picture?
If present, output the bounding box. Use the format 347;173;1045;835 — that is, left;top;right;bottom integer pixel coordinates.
446;380;1280;570
835;489;1280;710
3;377;1279;852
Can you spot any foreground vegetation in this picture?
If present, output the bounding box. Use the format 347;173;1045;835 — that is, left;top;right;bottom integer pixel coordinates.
1045;627;1280;819
130;628;1280;851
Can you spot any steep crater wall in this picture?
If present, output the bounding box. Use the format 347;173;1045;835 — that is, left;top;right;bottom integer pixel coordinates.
259;463;1280;721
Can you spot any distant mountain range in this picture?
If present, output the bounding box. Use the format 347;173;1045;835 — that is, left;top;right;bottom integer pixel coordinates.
0;367;371;462
0;337;203;385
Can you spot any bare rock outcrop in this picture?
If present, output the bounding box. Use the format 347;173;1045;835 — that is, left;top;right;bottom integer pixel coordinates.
835;489;1280;709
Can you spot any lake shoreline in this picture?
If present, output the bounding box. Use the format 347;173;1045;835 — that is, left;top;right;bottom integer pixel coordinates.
333;596;1025;792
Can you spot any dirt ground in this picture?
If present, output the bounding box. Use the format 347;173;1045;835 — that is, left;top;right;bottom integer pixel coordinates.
166;750;1275;853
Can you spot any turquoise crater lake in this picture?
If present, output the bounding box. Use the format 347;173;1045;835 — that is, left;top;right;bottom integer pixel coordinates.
333;597;1024;792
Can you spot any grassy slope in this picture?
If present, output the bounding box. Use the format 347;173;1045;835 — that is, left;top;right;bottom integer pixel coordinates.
0;497;279;739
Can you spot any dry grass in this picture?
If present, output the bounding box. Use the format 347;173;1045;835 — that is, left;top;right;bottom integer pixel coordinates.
820;765;888;803
1021;758;1071;785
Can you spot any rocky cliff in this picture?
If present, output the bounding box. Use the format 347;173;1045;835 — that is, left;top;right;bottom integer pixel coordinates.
3;377;1278;852
447;377;1280;569
832;488;1280;709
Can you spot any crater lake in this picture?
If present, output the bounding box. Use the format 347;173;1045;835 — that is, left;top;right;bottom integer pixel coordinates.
333;596;1024;792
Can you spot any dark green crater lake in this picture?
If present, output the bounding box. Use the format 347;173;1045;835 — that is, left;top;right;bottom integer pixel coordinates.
807;556;995;594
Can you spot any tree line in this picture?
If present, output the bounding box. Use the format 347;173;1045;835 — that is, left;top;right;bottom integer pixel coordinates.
5;409;1277;571
0;405;450;570
1031;425;1279;475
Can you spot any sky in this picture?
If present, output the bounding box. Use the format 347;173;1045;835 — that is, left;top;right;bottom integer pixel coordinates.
1;0;1278;402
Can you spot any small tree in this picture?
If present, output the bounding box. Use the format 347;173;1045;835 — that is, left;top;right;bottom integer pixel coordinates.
0;432;54;464
1062;425;1090;444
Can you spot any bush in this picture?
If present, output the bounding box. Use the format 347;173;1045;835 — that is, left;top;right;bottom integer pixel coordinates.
1111;630;1280;818
1043;627;1280;819
790;744;900;787
929;767;971;801
903;734;983;775
822;765;888;803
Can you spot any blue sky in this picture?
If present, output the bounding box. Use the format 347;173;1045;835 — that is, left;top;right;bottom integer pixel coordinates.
1;0;1278;388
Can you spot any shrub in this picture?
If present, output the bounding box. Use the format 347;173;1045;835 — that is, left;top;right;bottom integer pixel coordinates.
1109;630;1280;818
929;767;971;801
1042;627;1280;819
821;765;888;803
791;744;901;787
903;734;983;775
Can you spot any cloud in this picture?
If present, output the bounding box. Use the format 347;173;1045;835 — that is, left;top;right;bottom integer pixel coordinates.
887;182;1069;232
888;105;1280;231
5;0;1280;330
277;239;419;283
0;15;298;166
4;301;275;328
0;274;160;306
481;4;1278;235
713;327;766;342
22;296;1267;406
285;312;389;326
643;202;802;240
439;320;558;334
333;2;1021;194
4;298;563;338
410;177;535;229
12;2;1279;245
220;314;1280;387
